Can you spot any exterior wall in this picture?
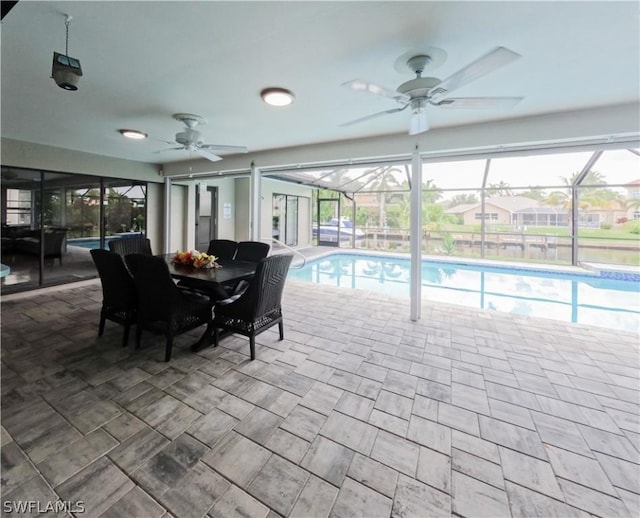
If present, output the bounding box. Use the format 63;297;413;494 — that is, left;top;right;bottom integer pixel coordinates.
194;177;237;241
146;182;164;254
588;209;628;226
168;177;238;250
461;204;511;225
169;184;187;252
260;178;312;246
234;178;252;242
1;138;159;182
232;176;312;246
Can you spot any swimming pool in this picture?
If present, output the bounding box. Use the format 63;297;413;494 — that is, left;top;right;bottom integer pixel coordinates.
68;237;119;249
288;253;640;332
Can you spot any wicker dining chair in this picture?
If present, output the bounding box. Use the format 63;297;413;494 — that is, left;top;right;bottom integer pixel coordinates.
108;237;153;257
221;240;271;296
235;241;270;262
125;254;213;362
206;239;238;259
213;254;293;360
90;249;137;347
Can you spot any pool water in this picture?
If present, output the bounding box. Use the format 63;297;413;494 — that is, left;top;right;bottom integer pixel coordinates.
288;253;640;332
68;237;119;249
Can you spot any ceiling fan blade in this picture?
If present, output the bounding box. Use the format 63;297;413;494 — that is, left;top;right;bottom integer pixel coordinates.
196;149;223;162
432;96;523;108
342;79;410;103
409;110;429;135
200;144;248;153
153;146;184;154
340;104;409;127
430;47;521;101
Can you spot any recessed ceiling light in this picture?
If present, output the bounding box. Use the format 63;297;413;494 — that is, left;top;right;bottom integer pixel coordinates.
260;88;295;106
118;129;148;140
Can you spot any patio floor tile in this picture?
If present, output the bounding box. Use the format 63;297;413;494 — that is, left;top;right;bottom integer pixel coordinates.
498;446;563;499
159;461;230;518
289;475;338;518
319;411;378;455
392;474;450;518
331;478;392;518
37;429;118;487
248;455;309;516
56;457;135;517
300;436;354;486
451;471;510;518
202;431;271;488
370;430;419;477
210;484;270;518
1;277;637;517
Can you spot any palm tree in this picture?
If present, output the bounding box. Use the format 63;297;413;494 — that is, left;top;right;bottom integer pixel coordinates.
520;187;546;201
486;181;513;198
366;165;403;227
422;179;443;225
561;170;606;186
543;190;570;207
448;193;478;207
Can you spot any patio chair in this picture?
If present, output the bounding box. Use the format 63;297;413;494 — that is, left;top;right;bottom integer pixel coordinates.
108;237;153;257
125;254;214;362
213;253;293;360
206;239;238;259
90;249;137;347
223;240;271;296
235;241;270;262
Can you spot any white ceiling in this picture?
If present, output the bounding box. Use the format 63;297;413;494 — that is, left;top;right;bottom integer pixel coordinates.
1;1;639;167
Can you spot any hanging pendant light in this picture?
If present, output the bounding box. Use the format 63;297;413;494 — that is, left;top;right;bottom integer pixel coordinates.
51;15;83;90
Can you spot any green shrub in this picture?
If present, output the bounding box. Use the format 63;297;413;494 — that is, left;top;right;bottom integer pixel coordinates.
440;233;457;256
600;223;612;230
629;222;640;235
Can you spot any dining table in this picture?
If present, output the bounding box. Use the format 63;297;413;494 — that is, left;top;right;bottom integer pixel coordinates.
162;254;257;290
160;254;259;351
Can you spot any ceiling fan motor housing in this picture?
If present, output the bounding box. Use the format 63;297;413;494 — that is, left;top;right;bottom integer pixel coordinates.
397;77;442;98
175;128;203;147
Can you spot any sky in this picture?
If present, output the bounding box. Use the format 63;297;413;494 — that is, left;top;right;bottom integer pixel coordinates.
422;148;639;191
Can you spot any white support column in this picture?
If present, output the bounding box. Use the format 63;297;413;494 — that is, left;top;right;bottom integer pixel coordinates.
410;147;422;321
250;162;262;241
163;176;172;253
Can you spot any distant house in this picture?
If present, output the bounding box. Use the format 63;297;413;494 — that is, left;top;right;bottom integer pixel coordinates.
445;196;541;226
445;194;633;228
514;206;569;227
624;179;640;200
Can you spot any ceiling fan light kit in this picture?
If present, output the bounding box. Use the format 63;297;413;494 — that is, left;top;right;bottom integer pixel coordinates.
119;129;148;140
342;46;523;136
261;88;295;106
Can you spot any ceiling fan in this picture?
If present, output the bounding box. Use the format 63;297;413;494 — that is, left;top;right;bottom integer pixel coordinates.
161;113;248;162
341;46;523;135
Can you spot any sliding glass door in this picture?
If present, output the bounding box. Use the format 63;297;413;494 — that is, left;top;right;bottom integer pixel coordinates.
272;194;299;247
1;166;148;294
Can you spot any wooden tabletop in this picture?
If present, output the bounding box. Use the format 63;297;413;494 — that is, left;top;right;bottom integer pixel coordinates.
160;254;257;287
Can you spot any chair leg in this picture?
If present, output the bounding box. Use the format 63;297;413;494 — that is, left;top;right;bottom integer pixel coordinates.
98;315;106;337
213;327;220;347
136;326;143;349
122;325;130;347
249;335;256;361
165;336;173;362
278;321;284;341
